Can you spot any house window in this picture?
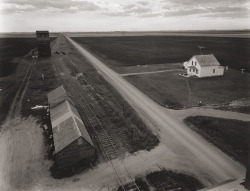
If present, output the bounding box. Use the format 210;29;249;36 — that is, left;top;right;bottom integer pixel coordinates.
195;62;196;66
189;68;191;72
192;61;193;65
193;69;195;72
213;69;215;73
196;69;198;74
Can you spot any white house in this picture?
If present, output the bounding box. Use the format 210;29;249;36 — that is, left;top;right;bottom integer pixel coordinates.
183;54;224;78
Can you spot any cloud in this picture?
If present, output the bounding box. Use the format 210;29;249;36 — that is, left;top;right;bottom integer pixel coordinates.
161;0;249;19
2;0;101;14
103;11;130;17
164;8;208;17
161;0;247;7
137;1;149;6
204;6;249;18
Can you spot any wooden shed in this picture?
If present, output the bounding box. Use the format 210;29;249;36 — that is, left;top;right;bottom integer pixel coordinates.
36;31;51;57
48;86;96;169
47;85;74;108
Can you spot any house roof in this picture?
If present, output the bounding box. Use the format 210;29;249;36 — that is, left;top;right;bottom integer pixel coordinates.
36;31;49;34
50;100;94;153
47;85;74;108
191;54;221;67
50;100;95;153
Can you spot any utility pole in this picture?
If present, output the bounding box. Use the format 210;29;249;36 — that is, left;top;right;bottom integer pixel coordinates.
198;46;205;55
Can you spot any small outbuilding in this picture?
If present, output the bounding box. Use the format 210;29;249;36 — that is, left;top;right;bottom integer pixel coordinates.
36;31;51;57
183;54;224;78
47;85;74;108
48;86;96;169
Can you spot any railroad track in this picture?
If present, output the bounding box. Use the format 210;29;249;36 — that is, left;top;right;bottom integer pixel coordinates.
52;50;140;190
65;80;140;191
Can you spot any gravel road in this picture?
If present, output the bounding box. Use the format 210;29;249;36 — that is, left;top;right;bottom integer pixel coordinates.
65;34;245;184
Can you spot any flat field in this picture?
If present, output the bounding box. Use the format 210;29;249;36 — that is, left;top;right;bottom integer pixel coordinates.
67;30;250;38
73;36;250;72
125;69;250;109
184;116;250;166
0;38;37;77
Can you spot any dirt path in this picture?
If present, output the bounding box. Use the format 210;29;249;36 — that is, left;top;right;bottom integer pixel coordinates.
120;69;183;76
169;107;250;122
65;34;245;185
5;56;37;121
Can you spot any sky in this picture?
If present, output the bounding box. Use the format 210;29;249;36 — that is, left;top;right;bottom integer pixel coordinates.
0;0;249;32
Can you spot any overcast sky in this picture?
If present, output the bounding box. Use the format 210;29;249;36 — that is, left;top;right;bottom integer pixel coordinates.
0;0;249;32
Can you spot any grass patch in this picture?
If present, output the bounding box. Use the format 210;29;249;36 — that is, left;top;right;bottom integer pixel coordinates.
0;81;19;123
117;178;150;191
184;116;250;166
125;69;250;109
50;157;97;179
73;36;250;72
21;57;58;119
146;170;204;191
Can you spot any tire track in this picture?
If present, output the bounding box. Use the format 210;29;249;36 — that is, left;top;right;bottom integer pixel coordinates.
6;56;37;121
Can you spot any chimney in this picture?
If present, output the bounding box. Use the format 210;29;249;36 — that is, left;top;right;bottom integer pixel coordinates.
244;129;250;189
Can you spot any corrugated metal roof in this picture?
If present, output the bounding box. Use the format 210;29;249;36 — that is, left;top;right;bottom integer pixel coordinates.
47;85;74;108
48;86;95;154
192;54;221;67
50;100;94;153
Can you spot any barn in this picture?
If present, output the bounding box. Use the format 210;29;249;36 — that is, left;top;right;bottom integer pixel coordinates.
183;54;225;78
48;86;96;169
36;31;51;57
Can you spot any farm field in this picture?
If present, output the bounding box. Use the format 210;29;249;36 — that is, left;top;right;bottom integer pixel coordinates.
125;69;250;109
0;32;59;38
67;30;250;38
184;116;250;166
73;36;250;72
0;38;37;77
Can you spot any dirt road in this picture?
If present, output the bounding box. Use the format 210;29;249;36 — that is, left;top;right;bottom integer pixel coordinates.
0;117;50;191
120;69;183;77
169;107;250;122
65;34;245;184
5;56;37;121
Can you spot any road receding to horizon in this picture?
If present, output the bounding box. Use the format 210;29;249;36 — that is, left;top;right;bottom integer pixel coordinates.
64;33;246;185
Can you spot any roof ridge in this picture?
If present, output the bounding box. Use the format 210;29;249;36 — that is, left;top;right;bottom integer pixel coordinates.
71;114;82;137
65;100;94;147
65;100;82;137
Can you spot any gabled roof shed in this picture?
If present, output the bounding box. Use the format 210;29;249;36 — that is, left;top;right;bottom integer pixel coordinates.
48;86;95;168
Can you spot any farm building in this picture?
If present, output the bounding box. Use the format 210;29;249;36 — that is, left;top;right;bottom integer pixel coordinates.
47;85;75;108
48;86;96;169
183;54;224;78
36;31;51;57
